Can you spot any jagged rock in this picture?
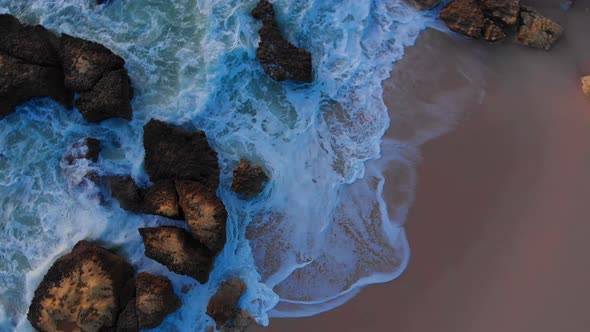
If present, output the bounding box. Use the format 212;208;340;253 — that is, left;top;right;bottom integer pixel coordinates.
74;68;133;122
405;0;440;10
207;278;247;329
62;138;101;187
60;33;125;92
175;180;227;253
483;18;506;41
0;15;61;67
479;0;520;26
0;51;72;119
139;226;214;283
117;273;181;331
143;119;220;189
251;0;313;82
231;160;269;199
440;0;511;41
105;175;144;212
516;6;563;50
28;241;134;332
143;180;182;220
582;76;590;97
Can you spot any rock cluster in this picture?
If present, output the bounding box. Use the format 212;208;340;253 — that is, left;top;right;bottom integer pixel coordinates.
0;14;133;122
28;241;179;332
231;160;269;200
251;0;313;83
431;0;562;50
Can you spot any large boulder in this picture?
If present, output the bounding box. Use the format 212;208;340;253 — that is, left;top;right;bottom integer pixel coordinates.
0;51;72;119
440;0;506;42
207;278;247;329
231;160;269;200
0;15;61;67
139;226;214;283
74;68;133;122
117;273;181;331
27;241;134;332
60;34;125;92
143;119;220;189
176;180;227;253
251;0;313;82
62;137;101;188
143;180;183;220
105;175;145;212
516;6;563;50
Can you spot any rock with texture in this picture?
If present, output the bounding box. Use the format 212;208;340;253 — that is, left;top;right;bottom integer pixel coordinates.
105;175;144;212
139;226;214;283
516;6;563;50
0;15;61;67
27;241;134;332
143;180;182;220
251;0;313;82
207;278;247;329
479;0;520;25
582;76;590;97
405;0;440;10
74;68;133;122
231;160;269;199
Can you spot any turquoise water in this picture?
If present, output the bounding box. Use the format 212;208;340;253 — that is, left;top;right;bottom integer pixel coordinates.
0;0;435;330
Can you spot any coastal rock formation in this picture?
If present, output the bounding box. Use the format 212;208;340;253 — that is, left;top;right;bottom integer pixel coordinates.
62;138;101;187
582;76;590;97
479;0;520;25
219;310;255;332
74;68;133;122
231;160;269;199
207;278;247;329
105;175;144;212
439;0;506;42
139;226;214;283
27;241;134;332
176;180;227;253
516;6;563;50
0;15;60;67
143;119;220;189
117;273;181;331
405;0;440;10
251;0;313;82
143;180;183;220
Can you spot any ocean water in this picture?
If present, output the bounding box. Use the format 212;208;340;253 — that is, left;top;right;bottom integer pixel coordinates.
0;0;438;330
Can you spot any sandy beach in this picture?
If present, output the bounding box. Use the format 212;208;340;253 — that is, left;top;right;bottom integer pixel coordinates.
253;1;590;331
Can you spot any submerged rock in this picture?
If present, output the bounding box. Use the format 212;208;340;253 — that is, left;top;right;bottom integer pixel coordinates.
516;6;563;50
405;0;440;10
28;241;134;332
62;138;102;188
143;180;183;220
143;119;220;189
139;226;214;283
207;278;247;329
105;175;144;212
231;160;269;199
251;0;313;82
176;180;227;253
582;76;590;97
74;68;133;122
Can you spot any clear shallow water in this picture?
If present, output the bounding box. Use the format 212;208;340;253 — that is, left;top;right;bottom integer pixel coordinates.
0;0;436;330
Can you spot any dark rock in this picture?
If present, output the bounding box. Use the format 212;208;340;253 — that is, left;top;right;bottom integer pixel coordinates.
74;68;133;122
143;180;182;220
139;226;214;283
116;298;139;332
105;175;144;212
0;15;61;67
60;33;125;92
220;310;255;332
405;0;440;10
207;278;247;329
483;18;506;41
231;160;269;199
251;0;313;82
143;119;220;189
175;180;227;253
479;0;520;26
134;273;181;329
516;6;563;50
62;138;102;187
440;0;509;41
0;51;72;119
28;241;134;332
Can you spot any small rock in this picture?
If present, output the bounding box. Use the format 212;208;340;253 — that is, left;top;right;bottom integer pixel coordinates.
516;6;563;50
105;175;144;212
28;241;134;332
251;0;313;82
207;278;247;329
175;180;227;253
231;160;269;199
405;0;440;10
139;226;214;283
440;0;487;39
143;179;182;220
135;273;181;329
582;76;590;97
74;68;133;122
479;0;520;26
220;310;255;332
62;138;101;188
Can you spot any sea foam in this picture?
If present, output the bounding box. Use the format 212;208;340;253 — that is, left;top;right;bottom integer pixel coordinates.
0;0;437;330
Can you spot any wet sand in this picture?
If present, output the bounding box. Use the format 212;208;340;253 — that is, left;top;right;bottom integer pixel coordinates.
253;1;590;331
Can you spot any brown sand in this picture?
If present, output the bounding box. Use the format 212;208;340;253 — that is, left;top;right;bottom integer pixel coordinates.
252;2;590;331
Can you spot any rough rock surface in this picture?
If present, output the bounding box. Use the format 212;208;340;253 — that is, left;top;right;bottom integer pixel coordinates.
143;119;220;189
207;278;247;329
251;0;313;82
62;138;101;187
479;0;520;25
143;180;182;220
105;175;144;212
176;180;227;253
231;160;269;199
139;226;214;283
582;76;590;97
117;273;181;331
27;241;134;332
220;310;255;332
516;6;563;50
60;33;125;92
0;15;61;67
405;0;440;10
74;68;133;122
